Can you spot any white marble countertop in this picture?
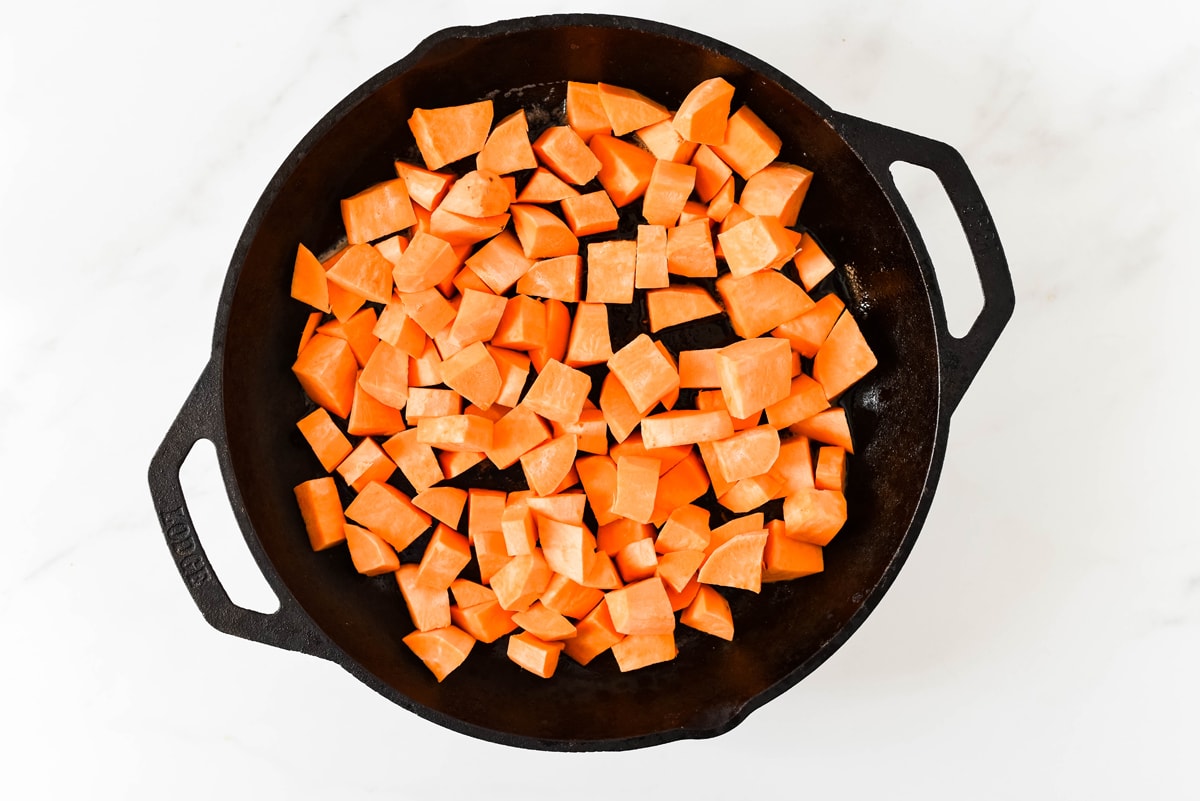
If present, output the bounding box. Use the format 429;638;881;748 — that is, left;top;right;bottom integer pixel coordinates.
3;0;1197;797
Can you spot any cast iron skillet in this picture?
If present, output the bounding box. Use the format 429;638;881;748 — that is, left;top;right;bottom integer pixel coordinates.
148;14;1013;750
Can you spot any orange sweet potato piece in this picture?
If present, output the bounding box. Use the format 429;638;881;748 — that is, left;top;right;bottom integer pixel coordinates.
813;309;877;400
792;232;837;290
655;548;705;593
428;205;510;246
529;298;571;374
677;348;722;389
772;292;845;358
814;446;847;491
541;573;605;620
446;288;507;350
336;438;395;493
294;477;346;551
716;269;815;339
562;598;623;665
477;109;538;175
565;81;612;142
326;243;394;304
706;176;736;222
516;167;581;204
293;333;357;419
783;485;848;546
790;407;854;453
520;434;579;497
615;537;659;583
564;302;613;367
374;294;427;357
450;578;496;608
590;133;656;207
380;429;442;494
404;388;461;424
597;83;671;136
576;454;619;526
711;105;781;179
297;311;322;357
606;576;675;635
462;230;534;294
501;500;537;556
717;215;797;278
440;169;512;218
400;290;456;342
679;584;734;640
291;244;329;312
718;473;784;514
416;524;472;590
636;117;698;163
740;163;813;228
516;254;582;302
581;550;623;590
611;632;676;672
344;523;400;576
561;190;620;236
492;295;546;351
640;409;734;449
762;519;824;582
665;219;717;278
715;337;792;419
646;285;722;332
409;100;494;171
609;433;691;475
536;515;597;585
597;518;654;558
673;77;735;145
769;437;813;502
655;504;711;553
690;144;734;202
509;203;579;259
532;125;602;185
403;624;476;682
341;178;417;245
522;359;591;424
438;341;502;410
483;404;550;470
764;374;829;429
391;232;460;294
642;159;697;227
396;563;452;631
711;425;781;483
296;408;353;473
507;631;565;678
586;239;637;304
488;347;531;408
633;223;670;289
511;602;578;641
416;414;494;453
344;480;430;552
394;160;454;211
607;334;680;415
609;454;660;525
490;549;553;612
412;487;468;530
450;600;517;645
347;377;406;437
697;530;768;593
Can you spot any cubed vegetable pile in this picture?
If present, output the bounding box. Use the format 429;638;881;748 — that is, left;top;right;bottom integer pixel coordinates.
289;77;877;681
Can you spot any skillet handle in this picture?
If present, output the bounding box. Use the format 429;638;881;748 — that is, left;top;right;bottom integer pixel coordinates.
836;113;1015;414
148;359;332;659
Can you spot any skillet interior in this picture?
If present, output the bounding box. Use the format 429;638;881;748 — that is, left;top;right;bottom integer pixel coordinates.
219;17;940;746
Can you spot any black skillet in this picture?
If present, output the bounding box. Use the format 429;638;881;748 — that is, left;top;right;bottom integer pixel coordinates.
148;14;1014;750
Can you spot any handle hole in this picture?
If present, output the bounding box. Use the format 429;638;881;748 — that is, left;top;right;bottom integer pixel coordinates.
890;161;984;338
180;439;281;614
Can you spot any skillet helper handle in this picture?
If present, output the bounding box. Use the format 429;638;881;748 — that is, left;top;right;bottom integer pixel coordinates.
148;359;330;659
837;114;1015;414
